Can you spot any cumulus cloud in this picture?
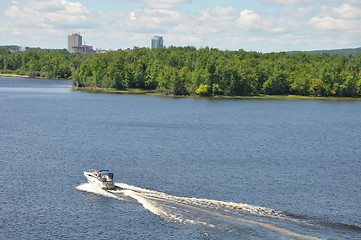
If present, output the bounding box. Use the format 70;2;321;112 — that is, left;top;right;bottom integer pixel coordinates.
99;8;182;34
5;0;93;29
96;5;289;49
236;9;261;30
263;0;360;4
141;0;191;9
190;7;238;34
1;0;359;51
236;9;286;33
309;4;361;31
320;3;361;19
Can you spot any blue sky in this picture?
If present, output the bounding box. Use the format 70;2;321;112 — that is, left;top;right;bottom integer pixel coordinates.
0;0;360;52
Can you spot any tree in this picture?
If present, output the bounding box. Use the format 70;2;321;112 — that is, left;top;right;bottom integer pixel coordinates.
195;84;211;96
262;70;289;95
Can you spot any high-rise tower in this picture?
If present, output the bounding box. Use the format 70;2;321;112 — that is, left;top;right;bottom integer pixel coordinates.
68;33;82;53
67;33;93;53
151;36;164;49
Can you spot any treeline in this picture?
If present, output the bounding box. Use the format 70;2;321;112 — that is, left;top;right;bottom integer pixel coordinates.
0;48;85;79
289;47;361;56
1;47;361;97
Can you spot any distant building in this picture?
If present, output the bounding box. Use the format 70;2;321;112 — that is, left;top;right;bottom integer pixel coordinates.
68;33;93;53
151;36;164;49
71;45;93;53
68;33;82;52
96;49;109;54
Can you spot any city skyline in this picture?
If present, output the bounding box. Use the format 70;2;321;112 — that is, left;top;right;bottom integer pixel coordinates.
0;0;360;52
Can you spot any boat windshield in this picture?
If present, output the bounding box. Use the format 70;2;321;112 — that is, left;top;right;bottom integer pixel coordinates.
99;170;113;182
101;173;113;182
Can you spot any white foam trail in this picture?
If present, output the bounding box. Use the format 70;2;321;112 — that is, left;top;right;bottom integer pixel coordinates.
115;183;162;194
122;190;167;217
76;183;121;200
115;182;284;217
76;183;166;216
78;182;322;240
139;192;321;240
113;183;217;227
163;195;284;217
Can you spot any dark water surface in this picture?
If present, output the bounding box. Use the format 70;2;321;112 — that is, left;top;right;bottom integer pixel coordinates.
0;77;360;239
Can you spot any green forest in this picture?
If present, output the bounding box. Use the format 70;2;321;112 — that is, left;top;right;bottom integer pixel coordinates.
1;46;361;98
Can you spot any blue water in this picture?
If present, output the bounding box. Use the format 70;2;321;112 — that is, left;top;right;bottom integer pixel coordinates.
0;77;360;239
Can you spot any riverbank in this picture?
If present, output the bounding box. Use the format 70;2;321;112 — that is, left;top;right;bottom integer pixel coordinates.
75;86;361;101
0;73;70;80
1;74;359;101
75;86;156;95
0;73;32;78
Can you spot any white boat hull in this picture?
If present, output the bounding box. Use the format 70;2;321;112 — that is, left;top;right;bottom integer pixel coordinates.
83;171;115;190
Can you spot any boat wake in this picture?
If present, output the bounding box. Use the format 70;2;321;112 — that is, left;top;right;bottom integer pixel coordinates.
76;182;359;240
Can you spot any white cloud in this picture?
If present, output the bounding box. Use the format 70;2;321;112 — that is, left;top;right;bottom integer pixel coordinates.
95;5;290;50
141;0;191;9
191;7;238;34
280;6;312;19
0;17;11;37
99;8;182;33
299;3;361;50
236;9;286;33
320;3;361;19
309;4;361;31
309;16;360;31
277;6;312;32
1;0;359;51
236;9;261;30
263;0;361;4
5;0;93;29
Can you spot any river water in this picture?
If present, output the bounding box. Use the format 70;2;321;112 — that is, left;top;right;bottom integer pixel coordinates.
0;77;360;239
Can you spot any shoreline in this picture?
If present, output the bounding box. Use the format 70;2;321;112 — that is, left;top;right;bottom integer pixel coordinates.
0;73;32;78
1;74;360;101
75;86;361;101
0;73;68;80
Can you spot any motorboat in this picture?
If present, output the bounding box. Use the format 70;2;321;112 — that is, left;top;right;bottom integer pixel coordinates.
83;169;116;190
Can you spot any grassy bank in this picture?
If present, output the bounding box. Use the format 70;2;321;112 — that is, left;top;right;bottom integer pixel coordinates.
2;73;359;101
0;73;31;78
74;86;157;95
0;73;69;80
75;86;361;101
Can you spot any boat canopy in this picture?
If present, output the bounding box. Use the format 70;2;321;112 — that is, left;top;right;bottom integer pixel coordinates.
99;170;113;174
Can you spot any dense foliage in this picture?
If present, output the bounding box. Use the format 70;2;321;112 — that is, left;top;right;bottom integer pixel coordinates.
0;48;84;79
289;47;361;56
1;47;361;97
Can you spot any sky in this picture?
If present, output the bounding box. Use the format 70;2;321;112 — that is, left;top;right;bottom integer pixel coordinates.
0;0;360;52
